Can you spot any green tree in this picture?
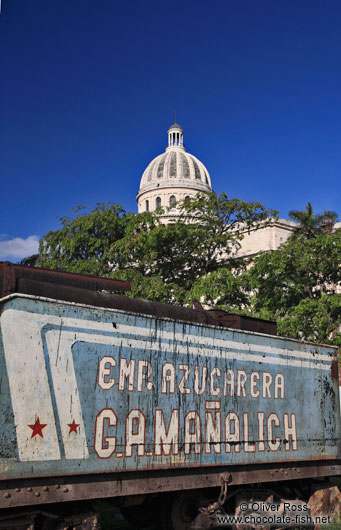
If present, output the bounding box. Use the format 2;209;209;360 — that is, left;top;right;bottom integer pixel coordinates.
33;193;275;306
248;229;341;345
186;268;249;311
278;295;341;347
19;254;39;267
112;193;276;302
288;202;338;239
37;203;131;276
25;194;341;347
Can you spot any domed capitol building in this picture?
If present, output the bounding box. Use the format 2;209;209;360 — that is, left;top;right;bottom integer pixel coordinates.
137;122;213;223
136;121;298;257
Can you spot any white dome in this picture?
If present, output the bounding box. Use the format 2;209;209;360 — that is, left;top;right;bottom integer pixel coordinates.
139;150;212;190
137;122;213;217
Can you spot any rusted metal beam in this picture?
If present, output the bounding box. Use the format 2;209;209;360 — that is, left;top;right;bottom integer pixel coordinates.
208;309;277;335
0;262;278;335
1;461;340;510
0;262;131;299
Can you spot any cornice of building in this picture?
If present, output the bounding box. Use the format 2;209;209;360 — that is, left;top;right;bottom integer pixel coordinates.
136;179;212;200
233;217;298;235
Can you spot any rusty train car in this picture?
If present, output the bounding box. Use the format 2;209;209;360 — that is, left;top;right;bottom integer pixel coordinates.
0;262;340;529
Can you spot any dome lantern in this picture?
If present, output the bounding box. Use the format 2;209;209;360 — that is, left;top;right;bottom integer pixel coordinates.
167;122;184;148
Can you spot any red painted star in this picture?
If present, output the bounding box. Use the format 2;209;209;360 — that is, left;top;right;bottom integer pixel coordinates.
28;417;47;439
68;420;80;434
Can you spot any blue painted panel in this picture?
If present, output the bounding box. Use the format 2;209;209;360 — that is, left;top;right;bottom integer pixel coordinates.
0;295;339;480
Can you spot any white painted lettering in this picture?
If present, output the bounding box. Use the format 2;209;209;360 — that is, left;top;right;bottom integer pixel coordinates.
223;369;234;397
98;356;116;390
283;413;298;451
267;413;280;451
137;360;153;392
243;412;256;452
210;367;221;396
237;370;247;397
154;409;179;455
225;412;240;453
250;372;260;398
178;364;191;394
194;366;207;395
275;374;285;399
125;410;145;457
94;409;117;458
184;411;201;454
119;358;135;391
161;363;175;394
262;372;273;398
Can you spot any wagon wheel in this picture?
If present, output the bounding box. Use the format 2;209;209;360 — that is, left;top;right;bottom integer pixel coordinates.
160;491;207;530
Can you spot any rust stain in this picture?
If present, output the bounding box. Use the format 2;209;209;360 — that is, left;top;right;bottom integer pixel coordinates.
331;361;339;381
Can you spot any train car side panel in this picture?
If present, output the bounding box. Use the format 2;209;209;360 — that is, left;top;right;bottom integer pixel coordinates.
0;295;339;481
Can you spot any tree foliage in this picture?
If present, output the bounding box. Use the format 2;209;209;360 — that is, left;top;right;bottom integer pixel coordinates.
112;193;276;297
35;193;275;306
248;231;341;313
288;202;338;239
186;268;249;311
277;295;341;347
30;195;340;347
37;203;130;276
248;229;341;345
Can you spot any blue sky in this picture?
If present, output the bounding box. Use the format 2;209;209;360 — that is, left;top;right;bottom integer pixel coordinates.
0;0;340;260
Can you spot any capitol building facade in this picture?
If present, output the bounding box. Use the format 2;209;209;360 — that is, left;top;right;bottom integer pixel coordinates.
136;121;298;257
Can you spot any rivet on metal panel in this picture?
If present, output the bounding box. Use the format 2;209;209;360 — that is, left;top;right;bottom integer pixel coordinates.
63;488;69;493
4;493;10;499
15;488;20;492
43;486;49;492
27;487;32;492
55;485;60;489
35;492;40;497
